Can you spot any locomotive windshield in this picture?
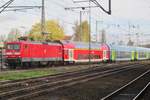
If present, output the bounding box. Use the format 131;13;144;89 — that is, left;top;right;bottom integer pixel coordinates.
7;44;20;50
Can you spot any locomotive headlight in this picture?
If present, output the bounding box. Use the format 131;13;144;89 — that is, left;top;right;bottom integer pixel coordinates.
91;51;95;54
14;52;20;55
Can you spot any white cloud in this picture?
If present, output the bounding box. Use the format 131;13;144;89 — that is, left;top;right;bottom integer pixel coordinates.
103;0;150;20
0;0;150;37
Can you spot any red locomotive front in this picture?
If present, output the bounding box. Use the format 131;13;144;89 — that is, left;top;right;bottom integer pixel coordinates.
5;42;22;66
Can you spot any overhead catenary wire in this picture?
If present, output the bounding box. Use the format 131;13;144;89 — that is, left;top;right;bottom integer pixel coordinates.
0;0;15;13
0;0;42;13
0;0;90;26
0;0;14;9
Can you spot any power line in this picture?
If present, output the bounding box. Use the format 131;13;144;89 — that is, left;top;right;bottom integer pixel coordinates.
6;6;42;8
0;0;42;13
3;7;39;12
91;0;111;15
0;0;14;9
0;0;15;13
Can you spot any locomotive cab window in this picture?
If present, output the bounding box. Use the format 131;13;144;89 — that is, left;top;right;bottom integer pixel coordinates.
7;44;20;50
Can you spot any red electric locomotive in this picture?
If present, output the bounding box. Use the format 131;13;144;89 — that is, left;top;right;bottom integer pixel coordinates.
5;41;63;68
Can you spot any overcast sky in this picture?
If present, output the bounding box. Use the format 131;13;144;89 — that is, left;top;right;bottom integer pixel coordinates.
0;0;150;39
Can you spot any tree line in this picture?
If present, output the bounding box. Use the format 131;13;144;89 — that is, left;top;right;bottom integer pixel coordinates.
1;20;90;42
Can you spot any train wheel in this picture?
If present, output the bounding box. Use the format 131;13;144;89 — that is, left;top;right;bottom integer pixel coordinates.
8;63;16;69
39;61;49;67
48;62;55;67
22;62;30;68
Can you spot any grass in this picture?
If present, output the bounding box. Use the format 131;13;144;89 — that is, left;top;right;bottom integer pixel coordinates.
0;69;59;81
0;65;94;81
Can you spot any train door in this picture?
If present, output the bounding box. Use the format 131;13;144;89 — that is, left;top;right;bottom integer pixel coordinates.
131;51;135;61
111;50;116;62
103;50;107;61
146;52;149;59
135;51;139;60
68;49;74;61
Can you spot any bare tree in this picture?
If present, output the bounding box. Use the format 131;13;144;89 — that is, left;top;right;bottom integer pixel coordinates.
127;39;134;46
101;29;106;44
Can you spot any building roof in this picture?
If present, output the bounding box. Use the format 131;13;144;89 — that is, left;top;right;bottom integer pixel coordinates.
63;35;72;40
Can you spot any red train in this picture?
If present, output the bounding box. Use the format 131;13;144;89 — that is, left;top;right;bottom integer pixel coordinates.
5;40;150;68
5;41;109;68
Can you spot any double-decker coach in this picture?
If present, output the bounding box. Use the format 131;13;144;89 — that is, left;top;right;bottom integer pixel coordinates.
108;44;137;61
135;47;150;60
62;41;110;64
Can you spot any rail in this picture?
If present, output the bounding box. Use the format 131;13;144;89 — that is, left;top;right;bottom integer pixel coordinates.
133;82;150;100
101;69;150;100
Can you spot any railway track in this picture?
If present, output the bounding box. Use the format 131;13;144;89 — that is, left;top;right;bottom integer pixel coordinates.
0;63;124;85
133;82;150;100
0;63;142;100
134;82;150;100
101;68;150;100
0;62;141;85
0;62;136;86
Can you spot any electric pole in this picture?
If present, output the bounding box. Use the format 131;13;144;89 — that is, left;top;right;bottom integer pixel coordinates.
96;21;98;42
79;11;82;41
88;0;91;66
96;20;103;42
41;0;45;35
65;7;87;42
